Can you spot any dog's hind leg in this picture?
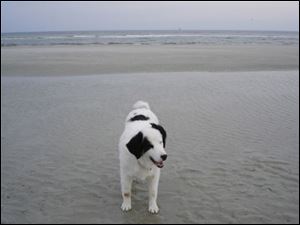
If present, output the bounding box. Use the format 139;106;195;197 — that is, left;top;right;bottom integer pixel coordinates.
121;175;132;211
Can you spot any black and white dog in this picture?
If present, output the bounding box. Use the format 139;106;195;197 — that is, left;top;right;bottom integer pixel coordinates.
118;101;167;213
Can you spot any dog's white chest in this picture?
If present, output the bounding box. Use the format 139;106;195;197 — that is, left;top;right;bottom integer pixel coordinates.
134;165;155;181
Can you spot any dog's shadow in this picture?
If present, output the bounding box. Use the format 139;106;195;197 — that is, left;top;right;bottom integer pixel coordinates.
121;209;162;224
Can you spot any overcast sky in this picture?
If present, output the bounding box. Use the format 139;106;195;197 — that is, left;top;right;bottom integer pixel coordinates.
1;1;299;33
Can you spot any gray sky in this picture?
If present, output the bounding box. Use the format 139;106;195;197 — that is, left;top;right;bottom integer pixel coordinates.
1;1;299;33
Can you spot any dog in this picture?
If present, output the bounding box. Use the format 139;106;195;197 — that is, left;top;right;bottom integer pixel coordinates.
118;101;167;213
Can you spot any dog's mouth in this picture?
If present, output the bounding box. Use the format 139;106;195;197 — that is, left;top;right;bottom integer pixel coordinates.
150;157;164;168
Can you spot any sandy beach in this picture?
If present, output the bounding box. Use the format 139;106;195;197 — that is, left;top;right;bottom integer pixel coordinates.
1;43;299;223
1;44;299;76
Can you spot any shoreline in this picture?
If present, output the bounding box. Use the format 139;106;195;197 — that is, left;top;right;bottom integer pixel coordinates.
1;70;299;80
1;44;299;76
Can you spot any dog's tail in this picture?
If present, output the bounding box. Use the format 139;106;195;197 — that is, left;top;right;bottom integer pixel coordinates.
133;101;150;110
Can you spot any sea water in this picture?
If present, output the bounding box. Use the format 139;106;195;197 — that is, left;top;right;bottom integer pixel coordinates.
1;30;299;46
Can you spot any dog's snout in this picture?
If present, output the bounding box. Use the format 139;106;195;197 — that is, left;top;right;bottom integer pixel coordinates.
161;154;167;161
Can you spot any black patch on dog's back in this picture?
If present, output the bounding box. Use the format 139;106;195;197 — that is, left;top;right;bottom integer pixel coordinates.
129;115;149;122
126;132;153;159
151;123;167;147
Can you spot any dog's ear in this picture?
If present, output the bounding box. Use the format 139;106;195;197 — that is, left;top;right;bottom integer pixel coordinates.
151;123;167;147
126;132;154;159
126;132;144;159
141;136;153;153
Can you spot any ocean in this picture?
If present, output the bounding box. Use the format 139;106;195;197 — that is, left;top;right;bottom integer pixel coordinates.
1;30;299;46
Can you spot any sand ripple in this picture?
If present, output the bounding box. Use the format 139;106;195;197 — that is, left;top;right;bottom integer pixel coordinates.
1;71;299;223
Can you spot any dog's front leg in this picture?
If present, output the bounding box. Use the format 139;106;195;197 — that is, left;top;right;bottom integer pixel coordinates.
121;175;132;211
147;172;160;213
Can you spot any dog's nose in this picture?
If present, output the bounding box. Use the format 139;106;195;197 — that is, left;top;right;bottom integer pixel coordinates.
161;154;168;161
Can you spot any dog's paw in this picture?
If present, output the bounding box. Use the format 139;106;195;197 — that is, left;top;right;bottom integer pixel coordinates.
148;203;159;214
121;202;132;212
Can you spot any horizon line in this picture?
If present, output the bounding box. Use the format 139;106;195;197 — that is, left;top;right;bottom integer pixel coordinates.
1;28;299;35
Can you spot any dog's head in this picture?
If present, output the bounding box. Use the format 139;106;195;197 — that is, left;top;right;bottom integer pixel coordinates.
126;123;167;168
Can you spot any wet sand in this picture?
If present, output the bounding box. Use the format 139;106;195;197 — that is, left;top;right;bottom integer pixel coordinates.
1;44;299;76
1;71;299;223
